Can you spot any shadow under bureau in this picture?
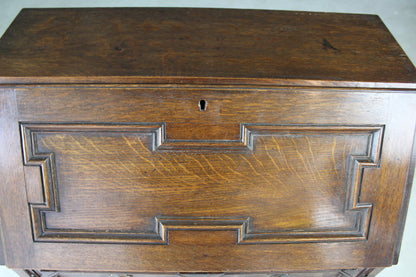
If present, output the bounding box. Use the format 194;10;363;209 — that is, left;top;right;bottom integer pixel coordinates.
0;8;416;277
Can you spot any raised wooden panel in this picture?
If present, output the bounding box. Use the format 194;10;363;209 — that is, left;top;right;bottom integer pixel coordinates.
20;123;383;244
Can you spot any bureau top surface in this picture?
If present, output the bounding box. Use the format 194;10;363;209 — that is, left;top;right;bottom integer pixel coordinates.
0;8;415;88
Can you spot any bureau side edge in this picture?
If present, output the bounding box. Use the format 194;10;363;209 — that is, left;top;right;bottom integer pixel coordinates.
0;219;5;265
393;122;416;264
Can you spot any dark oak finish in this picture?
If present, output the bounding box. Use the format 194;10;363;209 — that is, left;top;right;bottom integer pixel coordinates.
0;7;416;277
14;267;384;277
0;8;415;88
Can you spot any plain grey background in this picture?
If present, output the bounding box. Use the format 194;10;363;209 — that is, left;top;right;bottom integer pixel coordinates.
0;1;415;276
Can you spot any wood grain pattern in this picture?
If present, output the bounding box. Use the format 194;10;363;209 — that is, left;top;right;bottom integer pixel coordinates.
0;7;415;276
1;85;412;273
15;267;384;277
21;123;383;244
0;8;415;88
393;128;416;264
0;89;35;268
0;84;412;274
15;86;391;127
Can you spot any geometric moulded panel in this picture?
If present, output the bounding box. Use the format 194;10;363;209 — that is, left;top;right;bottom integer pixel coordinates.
20;123;383;244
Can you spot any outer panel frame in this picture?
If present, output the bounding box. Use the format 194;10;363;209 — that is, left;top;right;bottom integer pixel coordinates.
0;85;414;273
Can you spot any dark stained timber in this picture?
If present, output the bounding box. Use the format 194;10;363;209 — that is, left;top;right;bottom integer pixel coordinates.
21;123;383;244
0;7;415;276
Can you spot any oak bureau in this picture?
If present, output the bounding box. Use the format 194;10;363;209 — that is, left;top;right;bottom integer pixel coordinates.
0;8;415;277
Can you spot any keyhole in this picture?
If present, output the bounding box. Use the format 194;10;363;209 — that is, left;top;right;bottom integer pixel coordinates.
199;99;207;111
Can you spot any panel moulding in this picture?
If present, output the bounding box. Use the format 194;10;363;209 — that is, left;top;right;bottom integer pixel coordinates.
19;122;384;244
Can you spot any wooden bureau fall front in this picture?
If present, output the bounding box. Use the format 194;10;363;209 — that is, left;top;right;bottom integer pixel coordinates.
0;8;415;277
